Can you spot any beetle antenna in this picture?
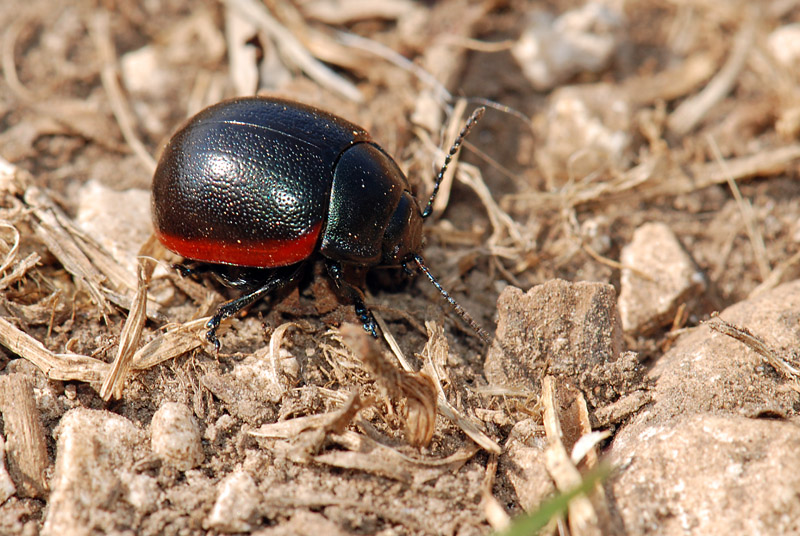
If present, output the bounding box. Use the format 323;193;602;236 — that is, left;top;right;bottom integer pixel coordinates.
422;107;485;218
407;254;493;346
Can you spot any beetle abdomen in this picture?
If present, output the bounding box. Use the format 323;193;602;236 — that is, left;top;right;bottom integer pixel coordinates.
152;97;370;267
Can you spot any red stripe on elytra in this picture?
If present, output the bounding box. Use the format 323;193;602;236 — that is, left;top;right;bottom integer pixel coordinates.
156;223;321;268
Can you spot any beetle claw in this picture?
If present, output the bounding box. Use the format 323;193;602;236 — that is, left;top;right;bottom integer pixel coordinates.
206;330;221;352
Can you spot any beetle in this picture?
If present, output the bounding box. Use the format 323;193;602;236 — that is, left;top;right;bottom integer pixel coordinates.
152;96;488;350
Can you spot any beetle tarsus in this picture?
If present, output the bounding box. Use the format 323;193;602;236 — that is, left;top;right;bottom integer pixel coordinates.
205;317;222;352
354;300;379;338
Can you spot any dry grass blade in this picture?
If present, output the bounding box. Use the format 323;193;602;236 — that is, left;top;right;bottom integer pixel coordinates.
667;17;755;136
24;181;159;318
300;0;415;24
541;376;602;536
250;392;372;439
29;197;112;316
1;15;34;101
0;222;20;274
625;53;717;105
57;214;139;297
339;323;437;447
0;252;40;292
268;0;374;75
457;163;526;250
100;238;159;400
265;322;298;391
427;99;468;219
321;430;480;485
250;412;335;440
90;12;157;172
518;144;800;211
336;31;451;103
481;454;511;531
251;392;372;460
0;316;108;383
313;449;412;482
748;250;800;298
706;314;800;390
226;0;362;102
707;134;770;281
130;317;212;371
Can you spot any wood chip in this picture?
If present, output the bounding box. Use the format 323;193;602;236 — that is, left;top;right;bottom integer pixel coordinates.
0;374;49;498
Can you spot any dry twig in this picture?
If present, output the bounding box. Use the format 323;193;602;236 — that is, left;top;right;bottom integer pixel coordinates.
706;314;800;391
373;313;503;453
667;17;756;136
90;12;157;172
340;323;437;447
226;0;362;102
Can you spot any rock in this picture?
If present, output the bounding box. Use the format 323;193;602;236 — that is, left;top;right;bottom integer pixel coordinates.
618;222;705;334
150;402;204;471
537;84;632;186
608;281;800;535
500;419;554;512
485;280;631;404
609;413;800;536
42;408;145;536
628;280;800;432
768;23;800;68
75;180;153;275
253;511;353;536
511;3;623;91
204;471;260;532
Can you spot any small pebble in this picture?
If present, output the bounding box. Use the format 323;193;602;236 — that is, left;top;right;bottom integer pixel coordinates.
512;2;623;90
204;471;259;532
42;408;144;536
150;402;204;471
618;222;705;333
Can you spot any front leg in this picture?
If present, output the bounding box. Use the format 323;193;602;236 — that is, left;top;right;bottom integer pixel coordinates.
206;262;306;351
325;260;378;338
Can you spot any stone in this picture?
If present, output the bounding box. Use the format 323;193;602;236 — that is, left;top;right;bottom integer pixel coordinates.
204;471;260;532
150;402;204;471
42;408;145;536
610;414;800;535
618;222;705;334
485;280;627;403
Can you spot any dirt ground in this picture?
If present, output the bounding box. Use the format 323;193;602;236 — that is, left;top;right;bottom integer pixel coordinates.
1;0;800;535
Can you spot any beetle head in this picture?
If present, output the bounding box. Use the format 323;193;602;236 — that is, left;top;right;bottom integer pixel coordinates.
381;192;423;266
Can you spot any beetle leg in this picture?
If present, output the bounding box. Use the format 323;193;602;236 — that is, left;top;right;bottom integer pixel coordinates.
205;263;305;351
325;260;379;338
173;261;208;279
175;262;263;289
